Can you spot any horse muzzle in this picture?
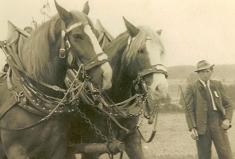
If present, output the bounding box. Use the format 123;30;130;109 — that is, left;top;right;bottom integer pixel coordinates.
101;62;112;90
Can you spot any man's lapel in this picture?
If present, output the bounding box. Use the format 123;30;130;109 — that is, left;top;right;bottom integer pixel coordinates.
197;80;207;101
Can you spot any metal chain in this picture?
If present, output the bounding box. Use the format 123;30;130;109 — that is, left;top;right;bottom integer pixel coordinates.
76;107;111;142
138;98;147;127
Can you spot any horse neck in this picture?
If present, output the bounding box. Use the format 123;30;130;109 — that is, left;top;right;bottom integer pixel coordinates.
109;71;133;102
105;33;134;102
19;20;67;87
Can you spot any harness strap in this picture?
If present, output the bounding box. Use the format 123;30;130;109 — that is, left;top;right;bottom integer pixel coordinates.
7;69;14;91
59;30;66;58
84;52;109;71
28;76;67;93
0;95;17;119
96;106;131;133
138;64;168;78
59;22;83;58
3;41;25;72
137;109;158;143
2;42;67;93
138;128;156;143
66;22;82;32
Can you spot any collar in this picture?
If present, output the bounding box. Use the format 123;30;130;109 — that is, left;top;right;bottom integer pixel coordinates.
199;79;210;87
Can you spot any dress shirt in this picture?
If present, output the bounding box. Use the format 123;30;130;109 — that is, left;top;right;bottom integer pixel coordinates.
199;79;217;110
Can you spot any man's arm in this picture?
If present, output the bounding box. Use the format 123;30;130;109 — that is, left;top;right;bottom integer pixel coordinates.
184;84;196;131
219;81;233;122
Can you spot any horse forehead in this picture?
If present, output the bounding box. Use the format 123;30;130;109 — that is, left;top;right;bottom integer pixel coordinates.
68;12;89;29
145;40;162;65
67;15;103;54
68;23;103;55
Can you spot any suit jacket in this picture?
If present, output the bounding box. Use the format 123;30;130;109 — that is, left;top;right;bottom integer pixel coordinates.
184;79;233;135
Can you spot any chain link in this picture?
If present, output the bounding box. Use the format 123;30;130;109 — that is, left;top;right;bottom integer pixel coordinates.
76;107;111;142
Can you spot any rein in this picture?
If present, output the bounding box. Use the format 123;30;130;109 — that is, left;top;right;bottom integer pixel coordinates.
137;101;160;143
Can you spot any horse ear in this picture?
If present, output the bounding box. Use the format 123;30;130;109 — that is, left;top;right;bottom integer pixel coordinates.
54;0;72;25
123;17;139;38
82;1;89;15
156;29;162;35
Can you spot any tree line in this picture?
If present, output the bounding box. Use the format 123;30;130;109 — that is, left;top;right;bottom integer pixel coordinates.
168;64;235;80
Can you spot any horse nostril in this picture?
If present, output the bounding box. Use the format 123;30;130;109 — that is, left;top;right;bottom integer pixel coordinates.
155;86;159;92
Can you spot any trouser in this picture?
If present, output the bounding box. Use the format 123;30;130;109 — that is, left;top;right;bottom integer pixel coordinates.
196;111;233;159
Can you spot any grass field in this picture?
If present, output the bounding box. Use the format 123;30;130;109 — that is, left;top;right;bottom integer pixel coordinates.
77;112;235;159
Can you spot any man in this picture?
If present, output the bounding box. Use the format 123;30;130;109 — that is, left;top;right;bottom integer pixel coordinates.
184;60;233;159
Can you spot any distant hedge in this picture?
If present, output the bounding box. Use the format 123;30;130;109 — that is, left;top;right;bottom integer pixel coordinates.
161;83;235;113
159;103;184;113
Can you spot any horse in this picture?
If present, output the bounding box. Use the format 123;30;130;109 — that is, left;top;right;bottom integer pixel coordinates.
67;17;168;159
0;1;112;159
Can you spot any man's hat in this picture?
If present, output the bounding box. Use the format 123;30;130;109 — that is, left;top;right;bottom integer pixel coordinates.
195;60;214;72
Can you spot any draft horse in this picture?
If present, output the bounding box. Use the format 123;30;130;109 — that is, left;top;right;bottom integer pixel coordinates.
68;18;168;159
0;1;112;159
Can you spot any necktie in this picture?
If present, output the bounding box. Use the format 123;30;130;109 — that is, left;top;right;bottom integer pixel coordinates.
205;81;213;111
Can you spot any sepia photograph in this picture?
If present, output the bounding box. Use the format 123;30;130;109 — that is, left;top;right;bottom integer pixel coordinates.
0;0;234;158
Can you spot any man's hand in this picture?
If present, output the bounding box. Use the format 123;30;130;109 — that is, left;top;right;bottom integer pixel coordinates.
191;128;198;140
221;119;230;130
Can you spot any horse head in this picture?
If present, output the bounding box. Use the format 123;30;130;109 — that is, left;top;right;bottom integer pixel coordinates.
105;18;168;123
54;1;112;90
19;1;112;92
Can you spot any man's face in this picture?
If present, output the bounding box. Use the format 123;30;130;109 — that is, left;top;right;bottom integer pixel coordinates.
198;68;213;82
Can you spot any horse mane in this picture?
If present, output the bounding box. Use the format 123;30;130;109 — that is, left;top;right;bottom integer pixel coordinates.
19;11;92;81
19;15;59;81
124;26;165;65
104;32;129;56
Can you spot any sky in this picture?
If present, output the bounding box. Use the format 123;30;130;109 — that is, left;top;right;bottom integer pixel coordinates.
0;0;235;68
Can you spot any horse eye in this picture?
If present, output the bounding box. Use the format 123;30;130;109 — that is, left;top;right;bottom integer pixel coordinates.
73;34;83;40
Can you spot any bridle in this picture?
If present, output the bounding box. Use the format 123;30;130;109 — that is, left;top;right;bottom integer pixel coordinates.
133;64;168;96
73;36;169;145
59;21;109;79
133;63;168;118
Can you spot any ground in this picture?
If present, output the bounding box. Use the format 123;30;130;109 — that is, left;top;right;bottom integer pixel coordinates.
76;112;235;159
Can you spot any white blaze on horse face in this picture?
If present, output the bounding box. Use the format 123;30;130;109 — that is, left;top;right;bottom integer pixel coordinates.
145;40;162;66
145;40;168;100
84;25;103;54
84;25;112;90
